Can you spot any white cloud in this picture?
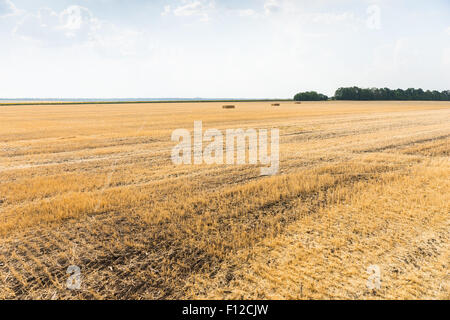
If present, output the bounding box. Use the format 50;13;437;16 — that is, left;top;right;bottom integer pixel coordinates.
11;5;149;58
14;6;100;46
239;0;357;26
264;0;281;15
446;27;450;36
60;6;97;32
0;0;19;17
172;0;214;22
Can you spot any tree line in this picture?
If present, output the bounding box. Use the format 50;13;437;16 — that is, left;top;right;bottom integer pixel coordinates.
334;87;450;101
294;87;450;101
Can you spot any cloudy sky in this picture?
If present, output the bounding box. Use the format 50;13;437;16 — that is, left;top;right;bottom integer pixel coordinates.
1;0;449;99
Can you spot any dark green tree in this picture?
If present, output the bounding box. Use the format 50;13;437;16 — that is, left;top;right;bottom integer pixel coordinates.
294;91;328;101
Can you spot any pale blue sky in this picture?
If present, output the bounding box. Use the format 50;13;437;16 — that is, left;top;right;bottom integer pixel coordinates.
1;0;449;98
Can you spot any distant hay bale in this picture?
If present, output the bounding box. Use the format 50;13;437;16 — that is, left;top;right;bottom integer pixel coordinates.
272;103;280;106
295;102;302;104
222;105;236;109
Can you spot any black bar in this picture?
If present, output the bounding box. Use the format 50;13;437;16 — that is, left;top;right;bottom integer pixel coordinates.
0;300;446;319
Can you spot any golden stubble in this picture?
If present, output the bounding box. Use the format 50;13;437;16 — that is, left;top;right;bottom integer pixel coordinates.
0;101;449;299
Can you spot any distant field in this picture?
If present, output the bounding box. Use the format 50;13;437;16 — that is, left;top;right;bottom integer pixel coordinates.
0;101;449;299
0;99;291;106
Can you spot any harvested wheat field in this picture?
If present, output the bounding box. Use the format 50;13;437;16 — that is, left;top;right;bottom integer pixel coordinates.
0;101;449;300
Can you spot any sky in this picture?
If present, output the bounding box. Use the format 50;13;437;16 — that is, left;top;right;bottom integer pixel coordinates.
0;0;449;99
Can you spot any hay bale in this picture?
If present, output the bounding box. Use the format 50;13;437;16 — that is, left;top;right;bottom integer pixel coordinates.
222;105;236;109
295;102;302;104
271;103;280;106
